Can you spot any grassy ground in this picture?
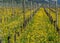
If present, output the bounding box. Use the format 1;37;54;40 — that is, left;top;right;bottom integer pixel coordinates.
20;8;60;43
0;7;60;43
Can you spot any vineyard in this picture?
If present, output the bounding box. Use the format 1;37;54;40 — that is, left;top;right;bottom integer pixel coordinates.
0;0;60;43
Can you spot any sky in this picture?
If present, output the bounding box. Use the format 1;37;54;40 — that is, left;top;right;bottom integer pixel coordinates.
58;0;60;4
42;0;60;4
45;0;60;4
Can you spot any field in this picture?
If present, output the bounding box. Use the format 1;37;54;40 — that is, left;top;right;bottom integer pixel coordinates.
58;8;60;29
0;7;60;43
